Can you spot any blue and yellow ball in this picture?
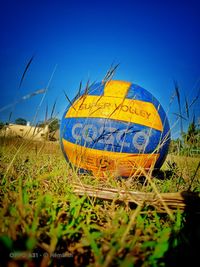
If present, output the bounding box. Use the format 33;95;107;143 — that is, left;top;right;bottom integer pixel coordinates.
60;80;170;177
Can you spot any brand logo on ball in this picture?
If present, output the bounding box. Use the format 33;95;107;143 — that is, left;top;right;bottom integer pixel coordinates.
71;123;150;151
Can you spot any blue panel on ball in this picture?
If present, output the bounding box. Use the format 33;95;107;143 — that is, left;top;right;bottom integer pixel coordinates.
127;84;154;103
62;117;162;154
87;82;104;96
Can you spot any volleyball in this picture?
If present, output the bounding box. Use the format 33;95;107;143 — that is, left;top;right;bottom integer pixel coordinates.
60;80;170;177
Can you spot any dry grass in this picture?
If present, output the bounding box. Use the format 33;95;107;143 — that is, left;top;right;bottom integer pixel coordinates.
0;63;199;266
0;137;199;267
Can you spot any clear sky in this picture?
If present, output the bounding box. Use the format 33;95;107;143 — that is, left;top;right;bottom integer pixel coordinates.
0;0;200;139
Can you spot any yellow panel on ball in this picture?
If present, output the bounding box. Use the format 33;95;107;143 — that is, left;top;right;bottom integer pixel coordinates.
66;95;163;131
62;139;159;177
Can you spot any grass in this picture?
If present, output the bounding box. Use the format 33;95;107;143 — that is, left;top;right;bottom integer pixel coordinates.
0;136;199;267
0;63;199;266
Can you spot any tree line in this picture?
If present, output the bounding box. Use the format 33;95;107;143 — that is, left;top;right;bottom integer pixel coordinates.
169;119;200;156
0;117;60;133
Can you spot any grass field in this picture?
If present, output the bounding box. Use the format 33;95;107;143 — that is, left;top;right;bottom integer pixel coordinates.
0;137;200;267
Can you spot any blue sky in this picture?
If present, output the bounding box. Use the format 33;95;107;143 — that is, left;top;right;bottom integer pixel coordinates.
0;0;200;138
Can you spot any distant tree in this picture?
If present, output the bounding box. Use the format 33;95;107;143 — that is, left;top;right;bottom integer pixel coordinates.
15;118;27;125
183;119;198;146
37;121;45;128
169;139;179;154
48;118;60;133
0;121;5;129
37;118;60;133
